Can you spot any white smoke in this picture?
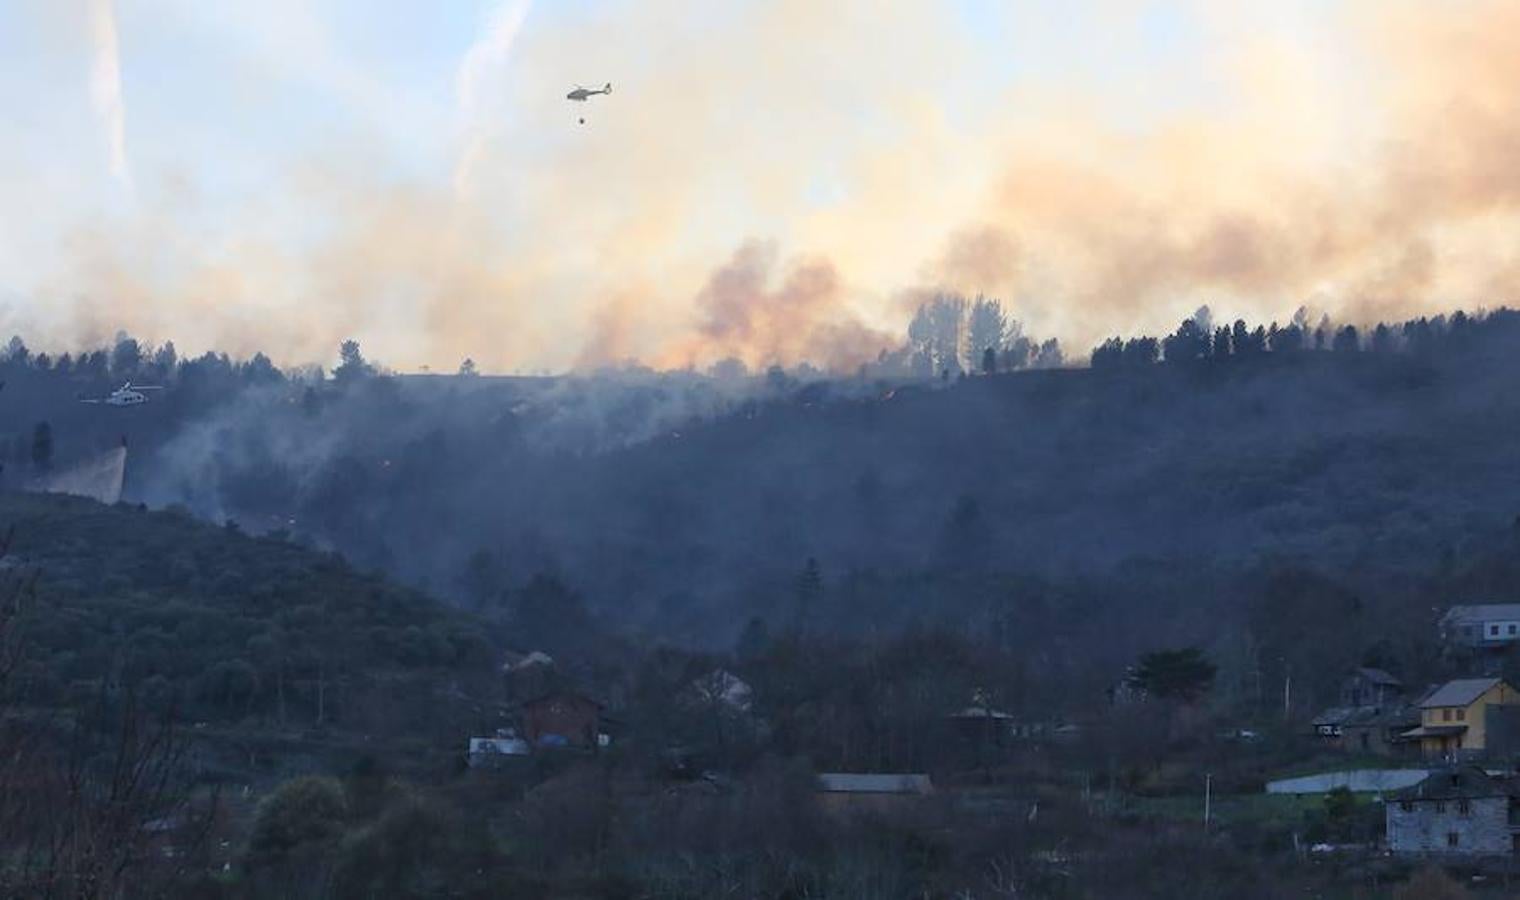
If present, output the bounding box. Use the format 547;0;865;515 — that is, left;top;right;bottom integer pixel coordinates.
89;0;130;188
454;0;532;195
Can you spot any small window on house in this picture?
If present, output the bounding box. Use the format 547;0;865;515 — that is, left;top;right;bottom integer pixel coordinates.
1457;708;1466;721
1400;801;1415;812
1444;709;1453;722
1458;799;1471;815
1447;831;1461;848
1511;624;1518;635
1491;625;1501;636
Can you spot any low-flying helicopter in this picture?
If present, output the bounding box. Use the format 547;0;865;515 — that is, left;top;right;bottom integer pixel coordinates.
79;382;163;407
566;82;611;102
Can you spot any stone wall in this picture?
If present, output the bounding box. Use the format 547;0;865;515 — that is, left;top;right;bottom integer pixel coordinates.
1387;797;1512;855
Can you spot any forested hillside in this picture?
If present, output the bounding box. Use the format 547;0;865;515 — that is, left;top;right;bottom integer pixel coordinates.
0;492;517;895
9;313;1520;897
4;307;1520;661
0;492;496;738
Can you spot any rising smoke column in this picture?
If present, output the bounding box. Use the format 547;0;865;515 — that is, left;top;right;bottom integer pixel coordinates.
89;0;130;188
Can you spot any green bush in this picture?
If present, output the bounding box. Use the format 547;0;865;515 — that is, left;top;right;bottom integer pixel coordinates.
244;775;349;867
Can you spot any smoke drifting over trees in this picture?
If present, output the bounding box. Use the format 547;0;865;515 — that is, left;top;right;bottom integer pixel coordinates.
14;5;1520;895
2;302;1518;664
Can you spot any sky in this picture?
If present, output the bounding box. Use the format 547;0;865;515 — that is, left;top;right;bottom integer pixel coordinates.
1;0;1518;373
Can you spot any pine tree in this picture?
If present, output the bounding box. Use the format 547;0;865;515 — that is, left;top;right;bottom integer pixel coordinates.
31;421;53;472
333;340;375;385
792;558;823;632
736;616;770;660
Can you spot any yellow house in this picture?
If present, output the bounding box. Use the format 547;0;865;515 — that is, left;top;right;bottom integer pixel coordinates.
1403;678;1519;759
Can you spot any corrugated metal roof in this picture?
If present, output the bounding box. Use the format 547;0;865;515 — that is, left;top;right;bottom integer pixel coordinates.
1267;769;1430;795
817;773;932;794
1419;678;1502;709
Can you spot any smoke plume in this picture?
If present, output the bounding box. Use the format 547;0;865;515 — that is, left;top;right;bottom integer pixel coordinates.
654;241;892;371
13;0;1520;371
88;0;129;187
454;0;533;195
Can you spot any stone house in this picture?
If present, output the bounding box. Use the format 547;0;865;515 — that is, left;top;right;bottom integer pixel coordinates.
1311;668;1419;757
1386;766;1520;856
1340;667;1405;707
1314;705;1421;756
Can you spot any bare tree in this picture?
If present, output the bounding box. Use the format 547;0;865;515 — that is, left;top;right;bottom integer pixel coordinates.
0;531;214;898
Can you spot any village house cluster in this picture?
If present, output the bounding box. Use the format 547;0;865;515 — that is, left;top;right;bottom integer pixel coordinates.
1292;604;1520;858
466;604;1520;861
1312;670;1520;762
